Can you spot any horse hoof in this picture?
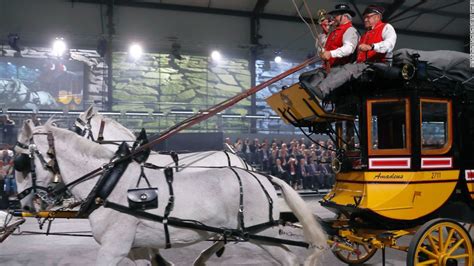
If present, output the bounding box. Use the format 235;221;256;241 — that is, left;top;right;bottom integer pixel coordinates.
216;247;225;257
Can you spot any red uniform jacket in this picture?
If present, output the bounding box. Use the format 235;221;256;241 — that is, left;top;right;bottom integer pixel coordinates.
357;21;386;63
324;22;354;67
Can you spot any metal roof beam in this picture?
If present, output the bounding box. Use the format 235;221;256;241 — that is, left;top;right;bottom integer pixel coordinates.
352;0;468;19
383;0;406;20
253;0;269;15
387;0;427;22
74;0;251;17
390;0;465;23
349;0;363;19
70;0;466;41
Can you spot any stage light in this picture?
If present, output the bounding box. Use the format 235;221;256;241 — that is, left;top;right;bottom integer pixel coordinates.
211;50;221;61
274;56;282;63
129;43;143;60
52;38;67;57
171;43;182;60
7;34;21;53
97;38;107;58
8;33;21;57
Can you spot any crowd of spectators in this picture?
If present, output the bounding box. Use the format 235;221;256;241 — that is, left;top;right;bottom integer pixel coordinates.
225;137;336;191
0;145;16;201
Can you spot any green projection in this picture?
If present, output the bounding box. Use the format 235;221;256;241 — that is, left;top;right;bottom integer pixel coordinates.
112;52;251;132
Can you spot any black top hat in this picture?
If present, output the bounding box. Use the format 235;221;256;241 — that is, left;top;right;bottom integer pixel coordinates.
328;3;356;17
362;5;385;16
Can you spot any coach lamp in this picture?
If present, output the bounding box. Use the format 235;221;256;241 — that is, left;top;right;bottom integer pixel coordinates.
401;63;415;80
331;157;341;174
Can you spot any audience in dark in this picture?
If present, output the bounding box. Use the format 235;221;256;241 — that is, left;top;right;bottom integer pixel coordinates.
230;137;336;191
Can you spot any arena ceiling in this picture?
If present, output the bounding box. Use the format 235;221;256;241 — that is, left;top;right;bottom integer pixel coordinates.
74;0;468;42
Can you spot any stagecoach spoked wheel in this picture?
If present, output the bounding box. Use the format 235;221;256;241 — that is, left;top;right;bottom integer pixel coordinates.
331;236;377;265
407;218;473;266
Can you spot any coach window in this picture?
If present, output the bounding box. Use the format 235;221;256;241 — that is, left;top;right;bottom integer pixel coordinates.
367;99;411;156
420;99;452;155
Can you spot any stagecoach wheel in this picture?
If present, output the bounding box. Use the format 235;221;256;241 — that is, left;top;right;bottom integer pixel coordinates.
407;218;473;266
331;236;377;265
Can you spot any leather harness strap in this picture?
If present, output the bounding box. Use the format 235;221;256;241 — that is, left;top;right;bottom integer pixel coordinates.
242;170;274;223
223;150;232;166
103;201;306;248
97;120;105;142
228;167;245;230
15;141;29;150
170;152;179;172
163;167;175;249
136;164;152;188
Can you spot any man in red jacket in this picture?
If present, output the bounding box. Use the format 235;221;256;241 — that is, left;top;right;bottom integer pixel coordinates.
300;3;359;98
320;3;359;67
357;5;397;63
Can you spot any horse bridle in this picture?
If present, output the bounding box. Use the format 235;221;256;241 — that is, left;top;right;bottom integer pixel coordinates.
74;116;96;141
14;132;63;204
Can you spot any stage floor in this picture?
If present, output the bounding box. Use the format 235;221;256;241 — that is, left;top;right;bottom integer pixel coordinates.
0;200;412;266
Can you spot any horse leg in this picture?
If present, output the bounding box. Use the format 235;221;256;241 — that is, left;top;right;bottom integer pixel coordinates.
250;241;299;266
153;251;174;266
95;224;139;265
129;248;174;266
192;238;226;266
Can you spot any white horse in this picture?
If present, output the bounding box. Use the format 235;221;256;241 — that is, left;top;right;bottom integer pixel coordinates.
75;106;252;170
63;107;252;265
0;78;57;109
15;120;327;265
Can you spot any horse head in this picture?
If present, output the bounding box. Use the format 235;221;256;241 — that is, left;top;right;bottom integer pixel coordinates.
75;105;135;143
14;119;63;211
4;78;21;94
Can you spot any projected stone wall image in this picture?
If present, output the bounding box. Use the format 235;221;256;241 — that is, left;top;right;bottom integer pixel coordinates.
255;59;320;133
112;52;251;131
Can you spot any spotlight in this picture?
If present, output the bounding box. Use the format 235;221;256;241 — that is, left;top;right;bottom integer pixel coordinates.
211;50;221;61
171;43;182;60
263;60;271;71
129;43;143;60
97;38;107;58
274;56;282;63
7;34;21;53
52;38;67;57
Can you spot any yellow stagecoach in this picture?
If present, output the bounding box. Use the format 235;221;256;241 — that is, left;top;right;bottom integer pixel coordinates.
267;49;474;265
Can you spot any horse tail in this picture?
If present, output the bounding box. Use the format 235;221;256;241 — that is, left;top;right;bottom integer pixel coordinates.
269;177;327;266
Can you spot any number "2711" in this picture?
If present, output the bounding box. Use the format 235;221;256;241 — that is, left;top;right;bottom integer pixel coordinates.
431;172;441;179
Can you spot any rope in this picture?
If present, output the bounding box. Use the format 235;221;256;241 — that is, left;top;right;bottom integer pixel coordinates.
302;0;320;49
290;0;318;49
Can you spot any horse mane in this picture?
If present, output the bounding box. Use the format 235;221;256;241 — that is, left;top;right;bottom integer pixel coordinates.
42;122;115;159
90;112;136;139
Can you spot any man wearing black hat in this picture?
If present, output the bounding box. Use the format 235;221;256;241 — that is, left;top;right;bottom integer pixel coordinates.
299;3;359;99
320;3;359;67
357;5;397;63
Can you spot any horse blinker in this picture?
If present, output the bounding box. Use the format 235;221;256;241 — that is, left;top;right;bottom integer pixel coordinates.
14;153;31;172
